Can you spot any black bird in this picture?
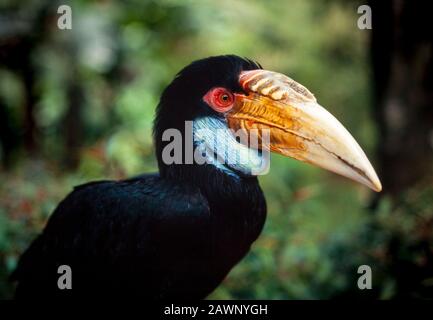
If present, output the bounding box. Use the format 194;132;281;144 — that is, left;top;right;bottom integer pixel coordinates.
12;55;381;299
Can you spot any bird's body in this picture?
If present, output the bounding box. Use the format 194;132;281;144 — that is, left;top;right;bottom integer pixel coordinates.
12;55;381;299
13;171;265;299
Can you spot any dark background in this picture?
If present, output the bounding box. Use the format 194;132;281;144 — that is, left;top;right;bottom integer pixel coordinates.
0;0;432;299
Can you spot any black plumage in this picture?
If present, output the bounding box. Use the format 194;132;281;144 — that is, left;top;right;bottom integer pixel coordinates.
12;55;267;299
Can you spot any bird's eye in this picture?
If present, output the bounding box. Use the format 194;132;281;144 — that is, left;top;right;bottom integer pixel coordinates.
203;87;234;113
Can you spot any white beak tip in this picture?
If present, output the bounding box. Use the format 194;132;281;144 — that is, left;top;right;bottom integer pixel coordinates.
369;177;382;192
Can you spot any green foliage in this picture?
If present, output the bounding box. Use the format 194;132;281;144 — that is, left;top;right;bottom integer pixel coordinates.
1;0;432;299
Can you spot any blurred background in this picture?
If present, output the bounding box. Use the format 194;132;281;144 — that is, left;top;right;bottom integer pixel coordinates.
0;0;432;299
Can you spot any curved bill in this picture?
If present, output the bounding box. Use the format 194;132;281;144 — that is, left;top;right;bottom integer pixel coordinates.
226;69;382;192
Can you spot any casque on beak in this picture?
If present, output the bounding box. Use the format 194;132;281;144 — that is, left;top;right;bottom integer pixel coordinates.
226;69;382;192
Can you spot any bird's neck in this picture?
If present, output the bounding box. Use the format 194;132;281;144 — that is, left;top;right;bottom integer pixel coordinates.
154;113;267;202
161;160;261;199
157;139;267;261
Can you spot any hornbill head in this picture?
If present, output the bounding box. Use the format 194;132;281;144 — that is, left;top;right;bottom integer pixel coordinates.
154;55;381;192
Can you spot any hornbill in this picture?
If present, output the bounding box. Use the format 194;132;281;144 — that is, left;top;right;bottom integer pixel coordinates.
12;55;381;299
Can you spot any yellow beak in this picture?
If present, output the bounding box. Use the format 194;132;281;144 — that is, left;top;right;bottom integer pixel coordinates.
227;69;382;192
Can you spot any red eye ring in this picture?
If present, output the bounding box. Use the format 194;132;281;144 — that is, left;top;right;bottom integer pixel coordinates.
203;87;234;113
